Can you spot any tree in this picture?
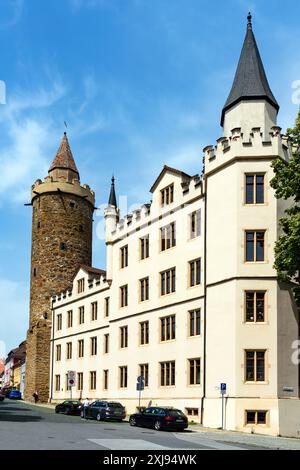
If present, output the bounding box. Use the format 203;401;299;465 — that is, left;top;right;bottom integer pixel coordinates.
270;109;300;306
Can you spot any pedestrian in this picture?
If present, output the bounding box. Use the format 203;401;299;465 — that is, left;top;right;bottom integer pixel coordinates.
33;391;39;404
82;397;89;419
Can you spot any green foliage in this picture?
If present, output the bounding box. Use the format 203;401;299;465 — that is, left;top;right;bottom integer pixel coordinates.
270;109;300;306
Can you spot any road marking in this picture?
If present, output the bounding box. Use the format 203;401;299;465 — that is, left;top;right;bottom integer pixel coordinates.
174;433;246;451
88;439;171;450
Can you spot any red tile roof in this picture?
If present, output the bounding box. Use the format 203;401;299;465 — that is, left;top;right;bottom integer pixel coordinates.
49;132;79;175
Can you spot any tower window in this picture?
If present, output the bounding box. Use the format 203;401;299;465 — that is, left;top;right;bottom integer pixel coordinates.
60;242;66;251
245;174;265;204
33;268;37;277
37;221;41;229
79;225;84;232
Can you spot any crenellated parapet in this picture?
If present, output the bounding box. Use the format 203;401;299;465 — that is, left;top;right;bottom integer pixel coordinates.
31;177;95;206
51;272;109;308
203;126;290;176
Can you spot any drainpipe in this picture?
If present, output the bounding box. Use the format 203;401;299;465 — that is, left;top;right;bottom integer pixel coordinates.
200;176;208;425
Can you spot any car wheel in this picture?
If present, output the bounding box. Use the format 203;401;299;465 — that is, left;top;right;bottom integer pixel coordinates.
96;413;102;422
55;409;59;414
129;417;137;427
154;420;161;431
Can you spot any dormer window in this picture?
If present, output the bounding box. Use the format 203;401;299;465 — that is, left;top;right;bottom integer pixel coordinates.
161;184;174;207
77;278;85;294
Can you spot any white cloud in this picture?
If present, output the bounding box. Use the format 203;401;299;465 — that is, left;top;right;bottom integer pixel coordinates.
0;279;28;354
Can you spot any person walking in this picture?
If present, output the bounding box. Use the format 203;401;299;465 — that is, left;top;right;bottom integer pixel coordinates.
81;397;89;419
32;391;39;404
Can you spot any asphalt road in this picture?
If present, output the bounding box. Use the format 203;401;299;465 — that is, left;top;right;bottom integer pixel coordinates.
0;400;298;450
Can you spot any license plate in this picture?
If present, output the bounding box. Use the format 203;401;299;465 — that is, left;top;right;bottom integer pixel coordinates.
176;419;183;422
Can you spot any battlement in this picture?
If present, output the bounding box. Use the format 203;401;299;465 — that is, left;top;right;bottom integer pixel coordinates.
203;126;290;176
31;176;95;206
110;174;203;241
51;272;109;308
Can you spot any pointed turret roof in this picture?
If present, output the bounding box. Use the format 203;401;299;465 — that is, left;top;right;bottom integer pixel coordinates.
221;13;279;126
108;176;117;207
49;132;79;175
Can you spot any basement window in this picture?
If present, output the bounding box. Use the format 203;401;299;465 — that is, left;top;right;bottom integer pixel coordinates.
246;410;268;425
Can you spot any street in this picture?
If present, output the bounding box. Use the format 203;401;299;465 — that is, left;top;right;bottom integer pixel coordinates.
1;401;300;450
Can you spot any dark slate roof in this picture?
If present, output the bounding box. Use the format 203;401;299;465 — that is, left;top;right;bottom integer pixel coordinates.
78;265;106;277
221;13;279;126
150;165;192;193
108;176;117;207
49;132;79;175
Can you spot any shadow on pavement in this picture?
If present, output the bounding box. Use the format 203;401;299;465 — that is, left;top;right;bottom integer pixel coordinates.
0;413;43;422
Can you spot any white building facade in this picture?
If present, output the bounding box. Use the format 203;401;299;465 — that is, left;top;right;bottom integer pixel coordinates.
49;15;300;437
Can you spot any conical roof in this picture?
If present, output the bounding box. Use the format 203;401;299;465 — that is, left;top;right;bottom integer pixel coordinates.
221;13;279;126
108;176;117;207
49;132;79;175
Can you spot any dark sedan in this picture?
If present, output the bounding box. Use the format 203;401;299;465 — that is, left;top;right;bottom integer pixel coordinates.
82;401;126;422
129;407;188;431
55;400;82;415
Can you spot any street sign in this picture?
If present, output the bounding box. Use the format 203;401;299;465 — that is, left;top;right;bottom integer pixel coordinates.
220;383;227;395
67;370;76;387
136;375;145;391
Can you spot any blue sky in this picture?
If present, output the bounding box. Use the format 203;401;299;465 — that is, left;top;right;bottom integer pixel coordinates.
0;0;299;354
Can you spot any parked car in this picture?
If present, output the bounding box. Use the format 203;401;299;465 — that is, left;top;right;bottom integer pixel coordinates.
129;407;188;431
55;400;82;415
0;391;5;402
82;401;126;422
8;389;22;400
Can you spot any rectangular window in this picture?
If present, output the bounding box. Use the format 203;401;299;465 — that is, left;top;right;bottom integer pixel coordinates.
66;374;71;392
56;314;62;331
56;344;61;362
139;364;149;387
55;375;60;392
140;321;149;345
120;245;129;268
160;268;176;295
161;184;174;206
161;222;176;251
77;278;85;294
245;174;265;204
189;309;201;336
160;315;176;341
190;210;201;239
246;410;268;425
90;371;97;390
120;285;128;307
245;350;266;382
189;358;201;385
120;326;128;349
105;297;110;317
78;339;84;358
91;337;97;356
79;306;85;324
104;334;109;354
245;231;265;262
66;342;72;360
67;310;73;328
160;361;175;386
189;259;201;286
140;235;149;260
119;366;128;388
140;277;149;302
91;302;98;321
186;408;199;417
77;372;83;391
103;370;109;390
245;291;266;322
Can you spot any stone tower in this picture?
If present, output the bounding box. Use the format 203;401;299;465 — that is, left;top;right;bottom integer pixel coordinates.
25;133;95;402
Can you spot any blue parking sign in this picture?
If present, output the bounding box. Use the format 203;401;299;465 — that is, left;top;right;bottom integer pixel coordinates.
220;383;227;393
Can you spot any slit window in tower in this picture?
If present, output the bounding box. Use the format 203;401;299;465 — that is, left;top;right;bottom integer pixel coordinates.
245;174;265;204
60;242;66;251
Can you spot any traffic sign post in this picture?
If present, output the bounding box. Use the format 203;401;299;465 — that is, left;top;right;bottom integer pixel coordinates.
136;376;145;410
67;371;76;400
220;383;227;430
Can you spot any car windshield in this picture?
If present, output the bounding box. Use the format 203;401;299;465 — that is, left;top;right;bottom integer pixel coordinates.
168;410;185;417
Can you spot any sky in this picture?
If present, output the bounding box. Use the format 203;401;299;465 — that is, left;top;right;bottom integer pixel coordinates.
0;0;300;355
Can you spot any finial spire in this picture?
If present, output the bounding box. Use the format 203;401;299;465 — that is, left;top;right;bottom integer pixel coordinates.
108;175;117;208
247;12;252;29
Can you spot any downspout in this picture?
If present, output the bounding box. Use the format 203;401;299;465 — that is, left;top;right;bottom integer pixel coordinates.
49;298;55;403
200;175;208;425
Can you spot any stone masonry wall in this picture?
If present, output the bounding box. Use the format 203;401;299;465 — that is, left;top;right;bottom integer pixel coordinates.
25;190;93;401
